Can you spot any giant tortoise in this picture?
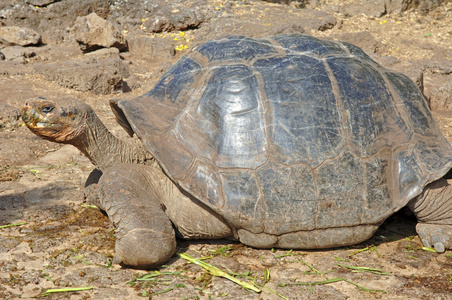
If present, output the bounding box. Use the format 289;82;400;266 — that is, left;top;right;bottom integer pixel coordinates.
21;34;452;268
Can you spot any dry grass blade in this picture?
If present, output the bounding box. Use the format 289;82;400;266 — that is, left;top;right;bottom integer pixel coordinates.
177;253;261;293
150;287;174;296
127;271;185;285
342;279;386;292
281;277;343;287
263;268;271;284
280;277;386;293
348;247;370;257
209;245;233;256
263;285;290;300
298;259;329;280
40;286;94;297
274;249;306;258
337;263;391;275
0;222;26;229
348;245;379;257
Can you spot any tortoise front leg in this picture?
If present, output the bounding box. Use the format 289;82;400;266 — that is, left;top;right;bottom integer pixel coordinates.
96;163;176;268
83;168;103;208
408;178;452;253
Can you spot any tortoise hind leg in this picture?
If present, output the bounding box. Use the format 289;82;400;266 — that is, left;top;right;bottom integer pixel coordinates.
408;178;452;253
96;163;176;268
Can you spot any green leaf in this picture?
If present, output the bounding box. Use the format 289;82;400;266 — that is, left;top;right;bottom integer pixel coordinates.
41;287;93;296
209;245;232;256
421;247;436;253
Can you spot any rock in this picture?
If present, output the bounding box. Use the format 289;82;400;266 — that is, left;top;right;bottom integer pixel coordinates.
385;0;442;14
266;9;335;33
1;0;111;43
126;35;175;60
385;0;409;14
422;60;452;111
136;0;226;33
71;13;127;52
25;0;58;7
41;0;111;43
143;7;206;33
301;9;336;32
333;0;443;17
391;64;424;93
261;0;309;7
389;59;452;111
123;75;141;91
84;47;120;60
0;26;42;47
196;5;334;39
1;46;36;63
335;31;386;54
339;0;386;17
33;57;131;94
24;42;83;63
424;73;452;111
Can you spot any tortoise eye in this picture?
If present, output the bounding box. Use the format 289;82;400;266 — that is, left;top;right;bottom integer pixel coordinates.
41;106;54;113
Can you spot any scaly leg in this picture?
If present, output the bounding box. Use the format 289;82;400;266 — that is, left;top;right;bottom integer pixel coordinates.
408;178;452;253
96;163;176;268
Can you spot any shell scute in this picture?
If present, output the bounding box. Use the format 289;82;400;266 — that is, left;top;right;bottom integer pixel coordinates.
274;34;345;56
196;35;278;62
253;54;344;168
192;64;267;168
326;56;412;157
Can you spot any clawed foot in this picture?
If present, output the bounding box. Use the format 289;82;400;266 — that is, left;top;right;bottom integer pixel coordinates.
416;223;452;253
113;228;176;269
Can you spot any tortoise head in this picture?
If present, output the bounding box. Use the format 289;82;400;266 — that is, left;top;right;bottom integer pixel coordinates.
21;97;93;143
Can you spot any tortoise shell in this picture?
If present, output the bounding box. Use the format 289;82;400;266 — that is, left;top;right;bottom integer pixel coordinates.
112;34;452;235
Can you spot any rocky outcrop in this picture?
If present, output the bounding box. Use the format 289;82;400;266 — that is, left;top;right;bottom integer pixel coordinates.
0;26;41;47
71;13;127;52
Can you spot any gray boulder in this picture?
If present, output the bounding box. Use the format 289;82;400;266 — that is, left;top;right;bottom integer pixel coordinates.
25;0;58;6
71;13;127;52
385;0;442;14
84;47;121;60
0;26;42;47
34;57;131;94
335;0;442;17
1;46;36;63
422;60;452;111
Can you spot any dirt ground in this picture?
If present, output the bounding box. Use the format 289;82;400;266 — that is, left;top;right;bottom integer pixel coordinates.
1;0;452;299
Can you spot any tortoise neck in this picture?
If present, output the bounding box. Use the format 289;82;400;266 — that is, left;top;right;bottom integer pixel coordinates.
71;110;153;170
